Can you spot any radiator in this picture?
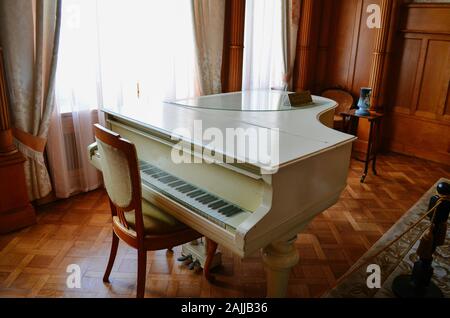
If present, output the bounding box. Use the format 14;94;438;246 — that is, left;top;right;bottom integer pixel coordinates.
63;131;80;171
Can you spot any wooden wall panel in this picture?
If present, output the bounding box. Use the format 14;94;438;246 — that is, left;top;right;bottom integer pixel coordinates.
415;40;450;117
445;86;450;118
314;0;333;93
391;38;422;113
385;114;450;163
384;3;450;164
402;4;450;34
352;0;380;97
325;0;361;91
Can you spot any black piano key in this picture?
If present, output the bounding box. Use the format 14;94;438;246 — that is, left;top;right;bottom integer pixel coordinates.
224;207;242;217
218;205;235;214
197;195;212;203
201;196;218;205
199;195;215;203
195;194;210;202
176;184;191;192
209;200;227;209
169;181;184;188
188;190;204;198
152;172;168;179
143;168;159;176
176;184;189;192
184;186;196;193
223;209;239;217
221;209;236;217
185;190;199;196
178;185;196;193
159;176;177;184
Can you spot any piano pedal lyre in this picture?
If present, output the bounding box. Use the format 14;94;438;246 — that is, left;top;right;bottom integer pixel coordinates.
179;238;221;279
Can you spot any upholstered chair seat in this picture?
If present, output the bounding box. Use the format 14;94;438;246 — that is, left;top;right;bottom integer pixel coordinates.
123;199;187;235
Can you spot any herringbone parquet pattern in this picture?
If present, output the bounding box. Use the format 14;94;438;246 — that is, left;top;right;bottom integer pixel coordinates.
1;153;449;297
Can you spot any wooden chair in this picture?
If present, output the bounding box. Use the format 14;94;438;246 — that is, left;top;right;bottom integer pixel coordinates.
94;124;216;297
321;88;354;131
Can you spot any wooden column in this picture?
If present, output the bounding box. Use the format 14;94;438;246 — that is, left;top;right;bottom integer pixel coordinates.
0;47;36;233
314;0;334;93
221;0;246;93
294;0;315;91
0;51;15;154
368;0;394;111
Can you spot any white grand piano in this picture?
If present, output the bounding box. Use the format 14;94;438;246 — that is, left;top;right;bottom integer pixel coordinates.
88;90;356;297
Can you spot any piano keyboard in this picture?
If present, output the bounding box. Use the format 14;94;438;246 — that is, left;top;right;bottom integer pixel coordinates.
139;160;251;231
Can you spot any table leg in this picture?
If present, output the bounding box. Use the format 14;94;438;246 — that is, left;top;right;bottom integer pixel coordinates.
372;155;378;176
361;121;374;183
372;120;380;176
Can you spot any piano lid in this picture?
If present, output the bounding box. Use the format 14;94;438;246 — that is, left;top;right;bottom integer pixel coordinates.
168;90;311;112
100;90;356;171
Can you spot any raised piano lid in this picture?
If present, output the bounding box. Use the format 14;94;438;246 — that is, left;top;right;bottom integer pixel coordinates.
100;90;356;173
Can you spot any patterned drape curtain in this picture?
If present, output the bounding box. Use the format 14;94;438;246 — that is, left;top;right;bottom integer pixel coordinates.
0;0;62;201
191;0;226;95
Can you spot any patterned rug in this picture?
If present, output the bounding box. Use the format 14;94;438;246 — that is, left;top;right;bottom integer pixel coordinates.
325;178;450;298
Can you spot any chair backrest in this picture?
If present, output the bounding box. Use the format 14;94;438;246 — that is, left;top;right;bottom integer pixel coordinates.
321;88;354;115
94;124;144;238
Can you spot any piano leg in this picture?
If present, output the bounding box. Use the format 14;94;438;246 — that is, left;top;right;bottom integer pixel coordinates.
262;236;299;298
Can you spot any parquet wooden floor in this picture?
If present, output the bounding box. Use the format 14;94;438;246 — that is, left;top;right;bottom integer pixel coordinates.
1;153;449;298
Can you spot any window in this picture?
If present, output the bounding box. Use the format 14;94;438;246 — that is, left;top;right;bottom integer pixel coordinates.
56;0;197;113
242;0;285;90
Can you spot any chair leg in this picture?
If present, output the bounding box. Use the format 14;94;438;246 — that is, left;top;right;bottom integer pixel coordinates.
204;238;218;281
136;249;147;298
103;231;119;283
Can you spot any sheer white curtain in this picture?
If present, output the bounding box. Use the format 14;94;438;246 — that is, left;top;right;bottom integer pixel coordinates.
243;0;284;90
47;0;198;198
242;0;300;91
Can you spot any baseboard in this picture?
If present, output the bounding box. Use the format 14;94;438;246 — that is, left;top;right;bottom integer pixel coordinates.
386;140;450;166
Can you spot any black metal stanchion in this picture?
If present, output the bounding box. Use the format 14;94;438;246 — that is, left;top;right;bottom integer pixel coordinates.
392;182;450;298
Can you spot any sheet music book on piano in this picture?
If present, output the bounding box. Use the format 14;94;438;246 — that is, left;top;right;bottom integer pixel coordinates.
288;90;314;107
